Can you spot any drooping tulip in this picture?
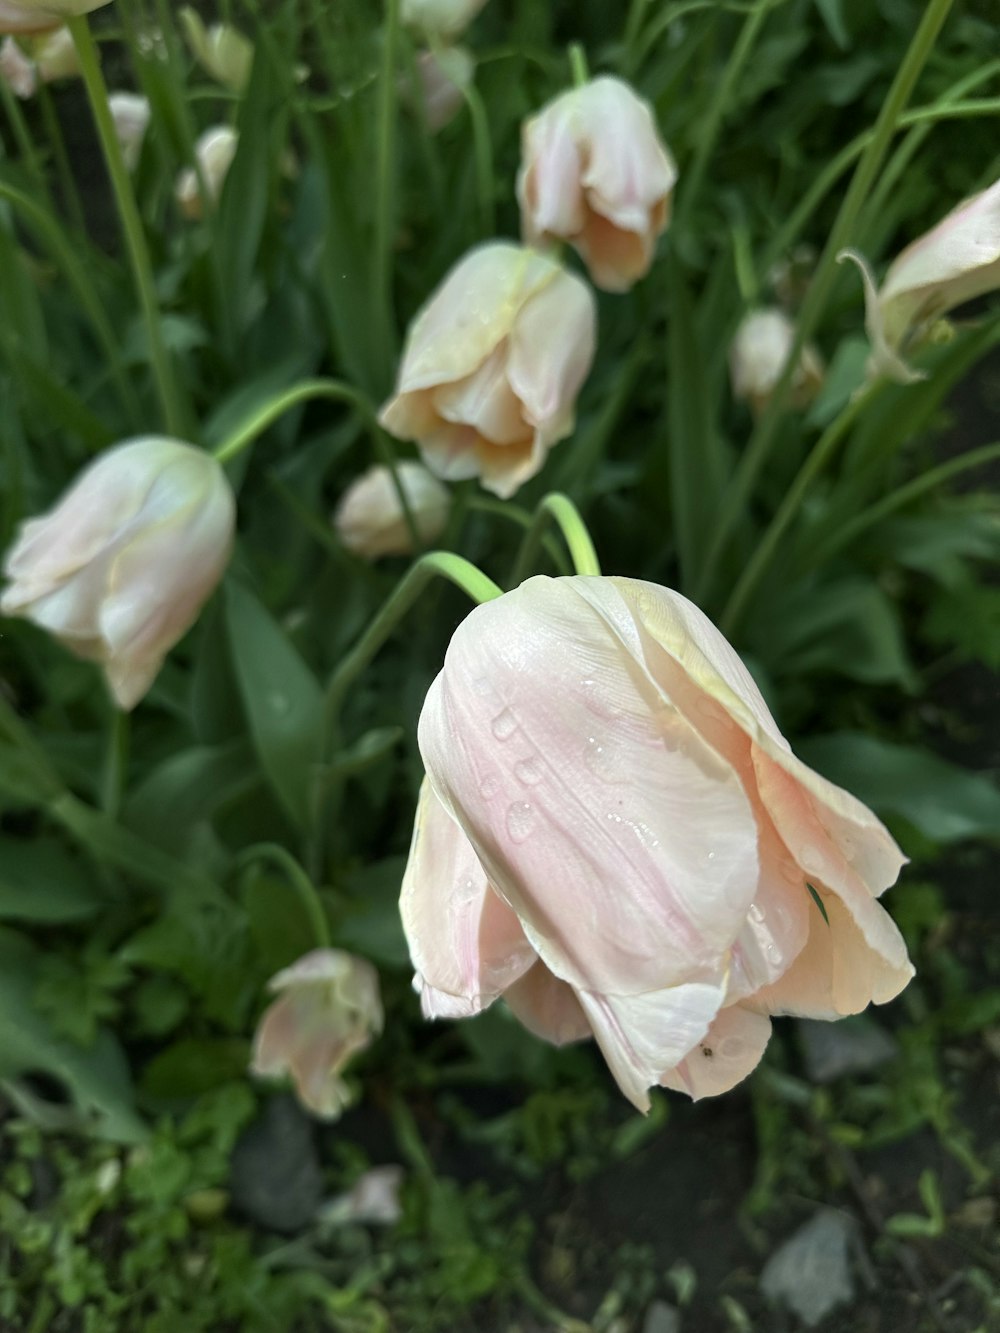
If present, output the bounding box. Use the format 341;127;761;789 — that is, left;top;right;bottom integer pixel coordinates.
402;575;913;1111
401;0;487;39
250;950;383;1120
179;7;252;93
729;307;824;417
174;125;238;220
517;76;678;293
1;437;235;709
405;46;474;133
0;34;35;95
334;462;450;559
0;0;108;35
379;242;596;499
841;176;1000;384
31;23;76;80
108;91;151;172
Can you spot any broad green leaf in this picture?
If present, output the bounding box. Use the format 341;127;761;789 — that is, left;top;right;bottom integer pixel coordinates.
223;580;324;829
141;1038;251;1100
815;0;850;49
243;869;316;976
0;837;105;922
798;732;1000;844
124;739;258;852
337;856;410;968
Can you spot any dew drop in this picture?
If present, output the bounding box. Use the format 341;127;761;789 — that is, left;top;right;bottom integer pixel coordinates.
479;774;500;799
514;755;544;786
747;902;766;925
491;708;518;740
800;846;825;876
584;734;623;782
717;1037;745;1060
506;801;535;843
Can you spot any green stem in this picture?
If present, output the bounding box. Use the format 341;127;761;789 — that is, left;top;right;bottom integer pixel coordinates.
677;0;775;225
374;0;400;380
100;709;129;819
36;82;87;237
510;493;602;586
0;78;49;200
621;0;650;72
236;843;331;949
568;42;589;87
466;496;573;576
719;388;876;635
68;15;186;437
805;440;1000;570
695;0;956;604
462;82;496;235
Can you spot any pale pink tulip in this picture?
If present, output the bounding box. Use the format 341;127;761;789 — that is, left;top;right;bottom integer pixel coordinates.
841;175;1000;384
380;242;596;499
179;7;252;93
1;437;235;710
31;24;76;81
0;0;107;34
175;125;238;220
403;576;913;1111
517;76;678;293
401;0;487;38
334;462;450;559
108;91;151;173
251;950;383;1120
0;34;35;95
729;307;824;416
406;46;474;133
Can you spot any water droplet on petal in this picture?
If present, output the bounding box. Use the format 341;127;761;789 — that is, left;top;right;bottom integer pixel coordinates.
800;846;825;876
491;708;518;740
479;775;500;799
514;755;544;786
506;801;535;843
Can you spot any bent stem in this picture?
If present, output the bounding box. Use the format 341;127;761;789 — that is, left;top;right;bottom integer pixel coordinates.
374;0;401;378
510;493;602;586
68;16;185;438
236;843;331;949
568;42;589;87
695;0;956;604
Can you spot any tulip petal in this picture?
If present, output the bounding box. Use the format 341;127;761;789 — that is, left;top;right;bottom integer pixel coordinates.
401;780;537;1018
503;961;591;1045
506;269;596;431
518;114;586;242
660;1004;772;1100
433;343;530;445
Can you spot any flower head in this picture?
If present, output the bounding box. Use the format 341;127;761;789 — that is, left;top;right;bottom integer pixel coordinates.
251;950;383;1120
380;242;596;499
179;7;252;93
0;0;108;34
334;462;450;559
401;0;487;39
0;34;36;95
403;576;913;1110
403;45;474;133
108;91;151;172
1;437;235;709
517;76;677;292
729;307;824;416
175;125;238;220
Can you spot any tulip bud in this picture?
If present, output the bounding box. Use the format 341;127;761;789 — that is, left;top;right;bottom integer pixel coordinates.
31;23;76;81
175;125;238;220
517;76;678;293
0;34;35;96
250;950;383;1121
334;462;450;559
729;307;824;417
404;46;474;133
403;576;913;1110
179;7;252;93
0;0;108;34
842;176;1000;385
108;91;151;172
401;0;487;39
380;242;596;499
1;437;235;710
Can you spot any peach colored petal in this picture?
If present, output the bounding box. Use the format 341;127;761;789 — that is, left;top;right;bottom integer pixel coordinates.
660;1005;772;1100
503;962;591;1045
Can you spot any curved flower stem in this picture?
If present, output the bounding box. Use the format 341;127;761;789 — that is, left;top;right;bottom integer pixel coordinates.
461;82;496;235
68;16;185;438
568;42;589;87
695;0;956;605
236;843;331;949
374;0;401;379
510;492;602;586
211;377;422;552
804;439;1000;571
467;496;573;576
719;388;877;636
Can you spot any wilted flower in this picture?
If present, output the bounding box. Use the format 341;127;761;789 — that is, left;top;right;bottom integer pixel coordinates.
31;23;76;81
0;0;108;34
179;7;252;93
251;950;383;1120
841;176;1000;384
517;76;678;293
0;34;35;95
175;125;238;220
108;91;151;172
401;0;487;39
404;46;474;133
729;307;824;416
334;462;450;559
323;1165;404;1227
380;242;596;499
402;576;913;1110
1;437;235;709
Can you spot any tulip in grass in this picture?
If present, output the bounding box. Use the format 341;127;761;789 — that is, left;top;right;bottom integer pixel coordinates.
401;0;487;39
179;7;252;93
334;462;451;559
406;45;474;133
0;0;107;34
31;23;76;81
1;438;235;710
0;34;35;95
380;242;596;499
842;175;1000;384
251;950;383;1120
402;576;913;1110
517;76;678;293
108;91;151;172
729;308;824;417
175;125;238;220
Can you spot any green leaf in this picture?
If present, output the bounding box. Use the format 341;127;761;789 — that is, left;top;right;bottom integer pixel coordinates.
925;580;1000;669
140;1038;251;1100
123;739;258;852
223;579;324;829
338;856;409;967
243;870;316;976
797;732;1000;844
814;0;850;49
0;837;105;923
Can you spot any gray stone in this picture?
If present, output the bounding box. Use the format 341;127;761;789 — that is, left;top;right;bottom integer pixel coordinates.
760;1209;857;1328
230;1094;323;1233
797;1016;898;1084
642;1300;681;1333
